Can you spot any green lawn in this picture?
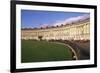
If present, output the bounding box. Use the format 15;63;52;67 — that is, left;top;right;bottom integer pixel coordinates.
21;40;72;63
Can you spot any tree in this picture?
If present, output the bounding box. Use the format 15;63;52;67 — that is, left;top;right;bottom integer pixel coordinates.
38;36;43;41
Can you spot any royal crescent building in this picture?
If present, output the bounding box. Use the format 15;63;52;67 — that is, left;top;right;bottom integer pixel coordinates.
21;18;90;41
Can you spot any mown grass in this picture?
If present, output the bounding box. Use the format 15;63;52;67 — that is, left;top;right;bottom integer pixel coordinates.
21;40;72;63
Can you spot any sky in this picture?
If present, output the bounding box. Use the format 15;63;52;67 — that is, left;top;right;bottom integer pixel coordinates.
21;10;90;28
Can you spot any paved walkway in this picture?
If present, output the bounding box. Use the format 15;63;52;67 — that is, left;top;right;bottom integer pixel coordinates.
50;40;90;60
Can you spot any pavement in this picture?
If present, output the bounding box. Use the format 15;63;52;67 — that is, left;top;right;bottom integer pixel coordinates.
51;40;90;60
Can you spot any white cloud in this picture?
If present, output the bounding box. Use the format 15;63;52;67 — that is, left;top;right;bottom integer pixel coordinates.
53;14;90;26
40;24;49;28
39;14;90;28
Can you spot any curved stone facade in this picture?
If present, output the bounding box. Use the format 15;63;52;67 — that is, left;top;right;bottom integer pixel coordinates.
21;19;90;41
